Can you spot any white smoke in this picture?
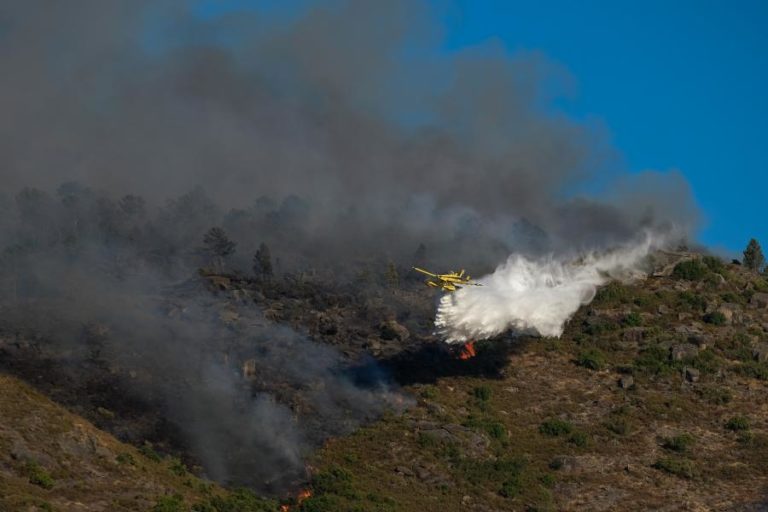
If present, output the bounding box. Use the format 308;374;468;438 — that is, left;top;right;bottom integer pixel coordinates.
435;234;661;343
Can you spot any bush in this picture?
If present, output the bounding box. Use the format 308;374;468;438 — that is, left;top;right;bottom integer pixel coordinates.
738;361;768;380
605;417;631;436
703;311;727;325
661;433;695;453
116;452;135;465
623;311;642;327
652;457;696;479
473;385;492;402
702;255;726;273
576;349;606;371
539;419;573;437
169;458;188;476
678;291;708;311
568;431;589;447
725;416;750;432
153;495;185;512
194;488;277;512
26;462;54;489
672;260;708;281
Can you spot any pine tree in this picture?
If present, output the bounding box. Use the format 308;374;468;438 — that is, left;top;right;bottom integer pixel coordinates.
253;242;273;278
202;227;236;271
385;261;399;289
743;238;765;272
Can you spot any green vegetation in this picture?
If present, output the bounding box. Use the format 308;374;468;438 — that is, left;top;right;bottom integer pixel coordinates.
576;349;606;370
193;489;278;512
140;442;162;462
703;311;727;325
743;238;765;272
568;431;589;448
472;385;492;402
623;311;643;327
737;361;768;380
672;260;708;281
153;495;185;512
26;462;54;490
539;419;573;437
652;458;696;479
116;452;136;465
702;255;726;274
169;457;188;476
661;433;695;453
725;416;750;432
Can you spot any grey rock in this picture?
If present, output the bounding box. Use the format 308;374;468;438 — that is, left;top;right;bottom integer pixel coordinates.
753;342;768;363
671;343;699;361
378;320;410;341
685;367;701;382
750;293;768;309
618;375;634;389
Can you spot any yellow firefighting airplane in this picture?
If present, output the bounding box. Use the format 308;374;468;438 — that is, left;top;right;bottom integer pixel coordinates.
412;267;482;292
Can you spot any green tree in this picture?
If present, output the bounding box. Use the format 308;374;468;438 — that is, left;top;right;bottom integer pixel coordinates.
743;238;765;272
253;242;273;278
202;227;236;271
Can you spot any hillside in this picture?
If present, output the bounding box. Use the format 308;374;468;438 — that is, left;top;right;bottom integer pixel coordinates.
0;373;277;512
300;257;768;511
2;254;768;511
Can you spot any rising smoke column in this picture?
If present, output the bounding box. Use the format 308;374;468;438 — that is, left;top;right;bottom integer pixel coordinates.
435;234;661;343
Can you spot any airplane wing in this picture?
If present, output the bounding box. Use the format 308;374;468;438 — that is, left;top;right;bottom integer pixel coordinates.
413;267;438;278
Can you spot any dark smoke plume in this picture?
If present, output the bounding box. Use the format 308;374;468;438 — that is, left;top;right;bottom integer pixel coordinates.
0;0;700;493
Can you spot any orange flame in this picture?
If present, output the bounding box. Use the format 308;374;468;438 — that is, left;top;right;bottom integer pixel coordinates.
457;340;477;360
281;489;313;511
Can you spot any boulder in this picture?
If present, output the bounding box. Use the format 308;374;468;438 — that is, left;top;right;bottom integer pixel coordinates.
685;368;701;383
750;293;768;309
618;375;635;389
379;320;410;341
623;328;645;343
670;343;699;361
753;342;768;363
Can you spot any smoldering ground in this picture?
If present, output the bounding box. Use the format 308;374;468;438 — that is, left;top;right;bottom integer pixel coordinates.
0;0;701;495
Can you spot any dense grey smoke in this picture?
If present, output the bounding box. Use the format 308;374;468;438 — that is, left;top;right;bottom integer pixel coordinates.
0;0;700;494
0;0;698;260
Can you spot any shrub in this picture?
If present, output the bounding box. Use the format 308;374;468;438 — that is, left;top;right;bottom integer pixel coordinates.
473;386;492;402
153;495;185;512
539;419;573;437
116;452;136;465
725;416;750;432
576;349;605;370
702;255;726;273
737;361;768;380
698;386;732;405
661;433;695;453
605;417;631;436
634;345;672;375
703;311;727;325
652;457;696;479
568;431;589;447
623;311;643;327
169;458;188;476
678;291;708;311
194;488;277;512
26;462;54;489
140;442;162;462
672;260;708;281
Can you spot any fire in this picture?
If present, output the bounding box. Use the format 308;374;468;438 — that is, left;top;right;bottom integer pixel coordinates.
457;340;477;360
280;489;312;511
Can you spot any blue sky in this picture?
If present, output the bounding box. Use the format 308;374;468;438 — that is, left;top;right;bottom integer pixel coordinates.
437;0;768;253
195;0;767;253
